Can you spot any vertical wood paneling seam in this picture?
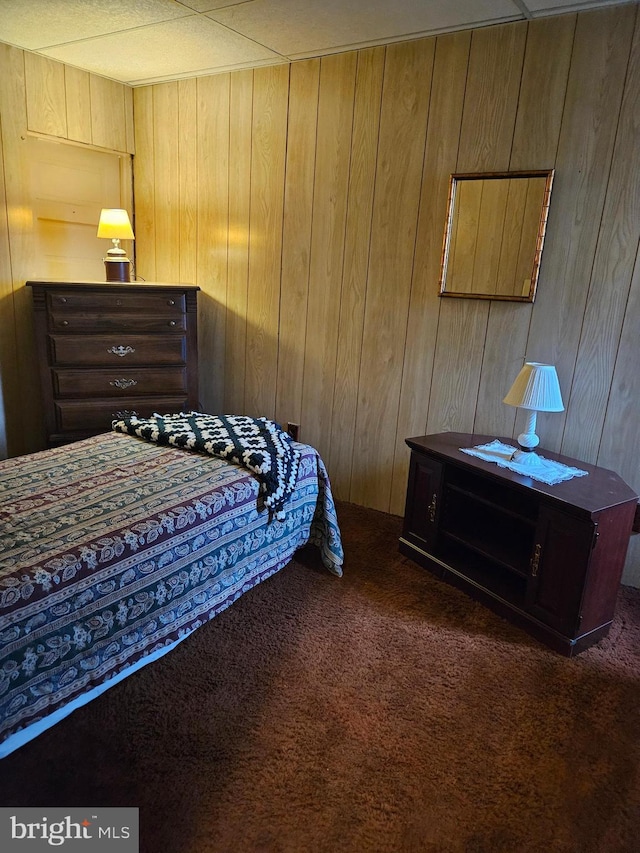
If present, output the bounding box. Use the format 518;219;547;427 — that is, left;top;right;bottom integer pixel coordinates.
560;1;640;464
0;114;19;343
506;22;530;172
535;15;577;171
10;49;26;338
519;12;575;368
326;59;357;468
131;89;142;276
454;31;474;173
470;299;494;435
297;63;322;435
225;73;232;403
228;74;232;402
0;108;15;301
179;82;194;283
592;0;640;467
390;40;437;497
161;82;181;282
186;83;191;284
425;30;478;440
347;46;386;497
242;71;255;414
472;24;529;435
131;156;137;276
276;60;320;427
1;45;33;452
245;73;254;415
595;232;640;464
559;4;638;453
524;15;578;362
423;35;471;437
61;65;70;142
274;66;292;422
87;71;94;148
151;86;157;280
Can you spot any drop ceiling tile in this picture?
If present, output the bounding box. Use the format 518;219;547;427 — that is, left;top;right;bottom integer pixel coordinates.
207;0;522;57
0;0;190;50
1;0;632;86
40;15;282;84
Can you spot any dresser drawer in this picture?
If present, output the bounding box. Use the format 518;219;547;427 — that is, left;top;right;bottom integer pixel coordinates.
49;312;186;333
49;335;187;366
47;290;186;313
54;397;190;433
53;367;187;398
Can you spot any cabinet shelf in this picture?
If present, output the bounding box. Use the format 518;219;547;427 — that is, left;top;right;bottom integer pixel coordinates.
445;482;537;527
440;529;530;578
438;538;527;608
441;486;534;576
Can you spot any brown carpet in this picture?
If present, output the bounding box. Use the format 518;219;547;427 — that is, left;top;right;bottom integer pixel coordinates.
1;502;639;853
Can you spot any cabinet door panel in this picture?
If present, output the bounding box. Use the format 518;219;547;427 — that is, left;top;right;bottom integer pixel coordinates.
402;454;443;552
527;507;594;636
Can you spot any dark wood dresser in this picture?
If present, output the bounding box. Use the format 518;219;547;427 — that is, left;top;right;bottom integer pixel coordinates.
399;432;638;656
27;280;199;446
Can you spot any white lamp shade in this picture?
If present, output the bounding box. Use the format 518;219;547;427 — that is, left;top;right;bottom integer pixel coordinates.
97;209;135;241
503;362;564;412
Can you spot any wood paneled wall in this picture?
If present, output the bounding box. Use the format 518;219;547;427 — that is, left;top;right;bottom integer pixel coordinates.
0;6;638;585
133;3;640;585
0;45;133;457
23;52;134;153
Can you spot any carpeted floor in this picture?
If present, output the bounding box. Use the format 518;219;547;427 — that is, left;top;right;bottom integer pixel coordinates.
1;502;639;853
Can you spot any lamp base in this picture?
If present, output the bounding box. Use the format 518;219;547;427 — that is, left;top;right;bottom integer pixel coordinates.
510;447;545;468
104;258;131;282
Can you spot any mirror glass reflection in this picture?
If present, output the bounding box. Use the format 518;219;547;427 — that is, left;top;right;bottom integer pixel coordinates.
439;170;554;302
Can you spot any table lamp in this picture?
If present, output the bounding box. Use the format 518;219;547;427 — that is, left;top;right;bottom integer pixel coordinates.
97;208;135;282
503;362;564;468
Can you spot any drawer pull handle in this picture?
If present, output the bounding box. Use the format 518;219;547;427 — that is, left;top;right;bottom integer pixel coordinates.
428;493;437;523
110;378;138;390
107;345;135;357
60;297;68;304
61;320;69;326
168;299;176;306
168;320;177;327
531;543;542;577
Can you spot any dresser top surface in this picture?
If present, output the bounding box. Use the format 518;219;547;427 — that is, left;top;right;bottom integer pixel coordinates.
26;280;199;291
406;432;638;514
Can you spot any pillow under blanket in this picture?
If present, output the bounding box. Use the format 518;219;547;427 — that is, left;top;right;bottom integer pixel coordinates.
112;412;300;519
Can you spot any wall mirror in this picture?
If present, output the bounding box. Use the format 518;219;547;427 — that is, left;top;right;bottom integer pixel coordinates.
438;169;554;302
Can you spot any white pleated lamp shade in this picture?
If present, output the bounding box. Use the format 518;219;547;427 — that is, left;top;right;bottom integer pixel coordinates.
503;362;564;412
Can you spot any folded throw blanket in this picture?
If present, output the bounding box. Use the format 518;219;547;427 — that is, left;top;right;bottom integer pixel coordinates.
112;412;300;519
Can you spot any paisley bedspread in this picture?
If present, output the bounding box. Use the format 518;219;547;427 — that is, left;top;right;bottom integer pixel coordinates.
0;431;343;751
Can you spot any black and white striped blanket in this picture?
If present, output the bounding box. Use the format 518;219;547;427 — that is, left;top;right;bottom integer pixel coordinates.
112;412;300;518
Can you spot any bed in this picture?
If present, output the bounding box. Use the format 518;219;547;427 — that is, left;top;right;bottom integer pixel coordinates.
0;419;343;757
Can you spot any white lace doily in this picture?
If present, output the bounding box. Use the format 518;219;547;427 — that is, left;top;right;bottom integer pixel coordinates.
460;440;588;485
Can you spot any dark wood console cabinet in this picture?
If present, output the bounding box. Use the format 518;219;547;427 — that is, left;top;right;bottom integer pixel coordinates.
399;432;638;656
28;280;199;446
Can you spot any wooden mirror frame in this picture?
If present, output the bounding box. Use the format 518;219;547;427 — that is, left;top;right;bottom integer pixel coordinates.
438;169;554;303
